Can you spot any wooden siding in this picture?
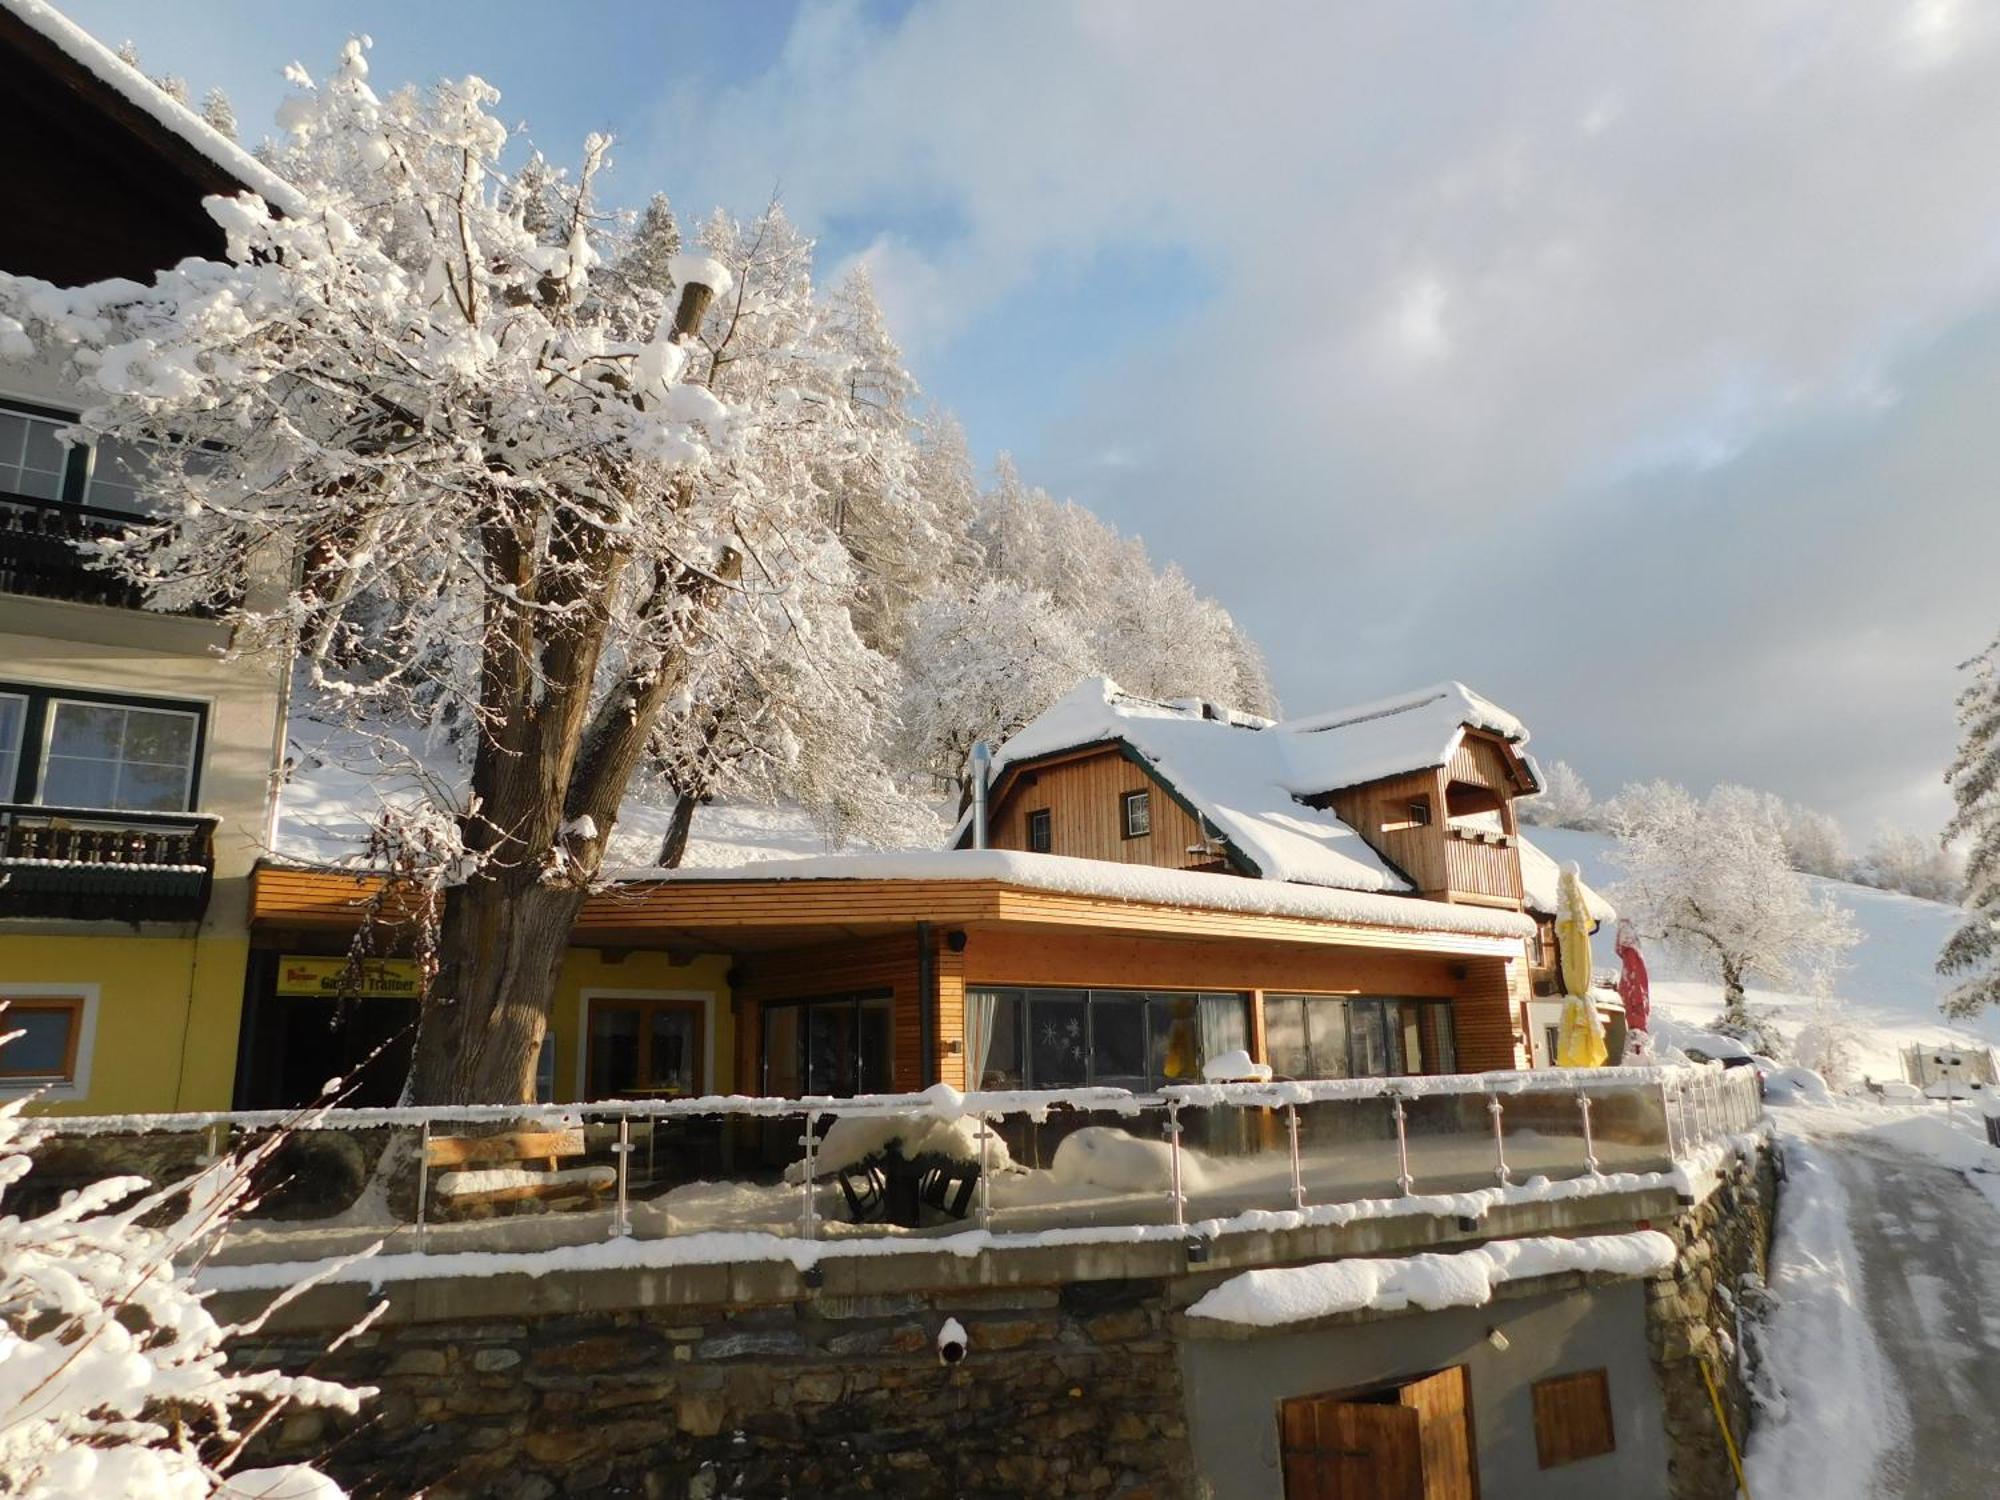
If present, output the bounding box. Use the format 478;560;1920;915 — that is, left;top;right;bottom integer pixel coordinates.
1451;955;1529;1071
1442;832;1525;904
985;747;1222;870
732;932;963;1093
1328;769;1449;893
963;928;1462;999
1445;731;1528;797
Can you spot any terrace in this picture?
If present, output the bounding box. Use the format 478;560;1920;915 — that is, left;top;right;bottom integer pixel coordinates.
31;1064;1763;1280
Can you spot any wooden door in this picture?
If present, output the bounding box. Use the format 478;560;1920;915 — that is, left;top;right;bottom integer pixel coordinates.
1278;1395;1423;1500
1398;1367;1478;1500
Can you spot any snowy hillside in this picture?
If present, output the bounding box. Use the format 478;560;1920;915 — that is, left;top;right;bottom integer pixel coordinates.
1528;826;2000;1081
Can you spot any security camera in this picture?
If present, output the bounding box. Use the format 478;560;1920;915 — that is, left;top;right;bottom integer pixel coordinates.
936;1317;969;1365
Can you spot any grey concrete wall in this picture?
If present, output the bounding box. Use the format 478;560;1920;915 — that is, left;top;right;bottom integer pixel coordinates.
1177;1280;1670;1500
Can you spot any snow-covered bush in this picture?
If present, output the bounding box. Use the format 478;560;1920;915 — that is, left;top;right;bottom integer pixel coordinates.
1607;780;1857;1032
0;1091;372;1498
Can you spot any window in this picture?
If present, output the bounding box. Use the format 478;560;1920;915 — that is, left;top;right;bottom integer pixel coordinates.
0;401;74;502
80;434;154;513
1407;797;1432;827
1027;807;1052;853
0;694;23;801
1121;788;1152;839
0;684;203;811
1263;995;1458;1078
1532;1368;1616;1468
0;997;84;1083
761;992;893;1097
584;995;707;1100
969;987;1250;1090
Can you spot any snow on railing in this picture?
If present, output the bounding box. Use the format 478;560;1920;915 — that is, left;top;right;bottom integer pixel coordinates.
28;1065;1762;1266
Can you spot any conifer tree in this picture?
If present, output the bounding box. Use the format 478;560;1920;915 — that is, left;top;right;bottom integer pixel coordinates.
1940;634;2000;1015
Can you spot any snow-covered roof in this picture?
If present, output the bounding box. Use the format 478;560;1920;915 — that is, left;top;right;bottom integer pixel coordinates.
1518;833;1616;924
1;0;306;216
972;676;1554;898
1274;680;1536;794
616;849;1535;941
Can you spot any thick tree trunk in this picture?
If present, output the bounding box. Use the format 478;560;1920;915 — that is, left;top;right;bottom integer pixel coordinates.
658;795;698;869
406;875;587;1105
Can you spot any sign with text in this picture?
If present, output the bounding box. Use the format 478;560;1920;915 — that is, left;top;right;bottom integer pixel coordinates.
276;956;424;1001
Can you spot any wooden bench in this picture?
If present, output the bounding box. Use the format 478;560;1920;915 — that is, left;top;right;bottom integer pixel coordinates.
423;1126;616;1216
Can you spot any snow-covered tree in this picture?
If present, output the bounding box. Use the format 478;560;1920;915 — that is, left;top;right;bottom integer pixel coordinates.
200;88;238;142
1607;781;1857;1044
899;578;1092;788
1940;634;2000;1015
0;1085;368;1497
618;192;682;294
0;44;896;1104
1866;824;1963;903
1518;759;1595;830
1776;801;1850;880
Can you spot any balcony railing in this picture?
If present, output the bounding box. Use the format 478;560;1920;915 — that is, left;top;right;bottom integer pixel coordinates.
0;804;218;921
23;1065;1764;1274
0;490;209;613
1443;825;1525;903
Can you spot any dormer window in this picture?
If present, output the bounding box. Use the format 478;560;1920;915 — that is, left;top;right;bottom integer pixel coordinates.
1027;808;1052;852
1121;789;1152;839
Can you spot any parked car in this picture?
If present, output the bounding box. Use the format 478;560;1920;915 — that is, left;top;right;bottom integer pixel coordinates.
1684;1048;1768;1098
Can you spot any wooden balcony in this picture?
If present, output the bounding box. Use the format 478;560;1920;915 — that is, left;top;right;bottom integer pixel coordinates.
1441;826;1524;906
0;490;220;614
0;804;218;921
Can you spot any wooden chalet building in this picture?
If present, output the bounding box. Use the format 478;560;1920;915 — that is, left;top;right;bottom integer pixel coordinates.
242;678;1611;1112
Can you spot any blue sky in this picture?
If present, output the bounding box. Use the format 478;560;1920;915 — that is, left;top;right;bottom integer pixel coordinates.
62;1;2000;842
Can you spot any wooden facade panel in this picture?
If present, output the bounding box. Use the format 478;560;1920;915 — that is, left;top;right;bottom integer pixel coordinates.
963;928;1463;999
1329;770;1449;894
1531;1369;1616;1469
1443;835;1525;903
1445;732;1521;796
986;747;1217;870
1451;956;1527;1071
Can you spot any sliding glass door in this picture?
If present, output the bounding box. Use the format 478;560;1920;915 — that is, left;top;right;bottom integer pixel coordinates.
1263;994;1458;1080
760;993;893;1097
968;987;1251;1091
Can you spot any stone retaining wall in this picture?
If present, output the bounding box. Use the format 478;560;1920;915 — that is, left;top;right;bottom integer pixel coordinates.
240;1278;1195;1500
1643;1139;1778;1500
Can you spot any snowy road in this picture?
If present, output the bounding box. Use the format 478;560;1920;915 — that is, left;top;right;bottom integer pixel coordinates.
1826;1132;2000;1498
1747;1104;2000;1500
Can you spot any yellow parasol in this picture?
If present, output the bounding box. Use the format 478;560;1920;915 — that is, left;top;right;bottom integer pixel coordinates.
1554;861;1608;1068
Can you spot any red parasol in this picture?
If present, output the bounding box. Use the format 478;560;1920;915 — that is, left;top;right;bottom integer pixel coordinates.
1614;919;1650;1034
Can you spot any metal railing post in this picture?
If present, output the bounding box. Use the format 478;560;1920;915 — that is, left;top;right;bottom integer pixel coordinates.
1660;1079;1681;1161
800;1109;818;1241
1577;1090;1600;1175
1488;1092;1511;1186
1391;1093;1413;1196
977;1111;994;1231
1286;1102;1306;1211
1166;1101;1186;1231
611;1115;632;1239
416;1119;431;1253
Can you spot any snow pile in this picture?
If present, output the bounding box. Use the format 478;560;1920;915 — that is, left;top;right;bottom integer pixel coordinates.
1050;1126;1210;1193
1186;1230;1677;1327
1742;1139;1908;1500
1201;1049;1273;1083
797;1110;1013;1180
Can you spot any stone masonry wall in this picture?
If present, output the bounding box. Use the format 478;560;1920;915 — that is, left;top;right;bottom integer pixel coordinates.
238;1278;1196;1500
1644;1140;1778;1500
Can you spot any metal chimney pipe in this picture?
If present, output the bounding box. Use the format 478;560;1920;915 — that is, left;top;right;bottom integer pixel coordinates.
969;740;993;850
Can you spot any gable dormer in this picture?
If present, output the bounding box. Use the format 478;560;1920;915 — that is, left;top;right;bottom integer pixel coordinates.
972;741;1244;874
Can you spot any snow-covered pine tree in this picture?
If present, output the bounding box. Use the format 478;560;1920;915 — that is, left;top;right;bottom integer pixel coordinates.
200;87;238;141
1940;634;2000;1015
0;43;898;1105
619;192;683;293
1608;781;1856;1051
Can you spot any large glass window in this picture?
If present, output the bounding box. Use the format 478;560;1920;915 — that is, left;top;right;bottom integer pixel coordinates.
1264;994;1459;1079
761;993;893;1097
583;997;705;1100
40;698;199;812
970;987;1252;1091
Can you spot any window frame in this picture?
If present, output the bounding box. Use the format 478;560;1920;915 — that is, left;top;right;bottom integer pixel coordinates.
968;986;1250;1091
1026;807;1052;853
758;989;895;1097
1121;788;1152;840
0;681;206;812
0;986;99;1098
576;988;715;1103
0;396;88;505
